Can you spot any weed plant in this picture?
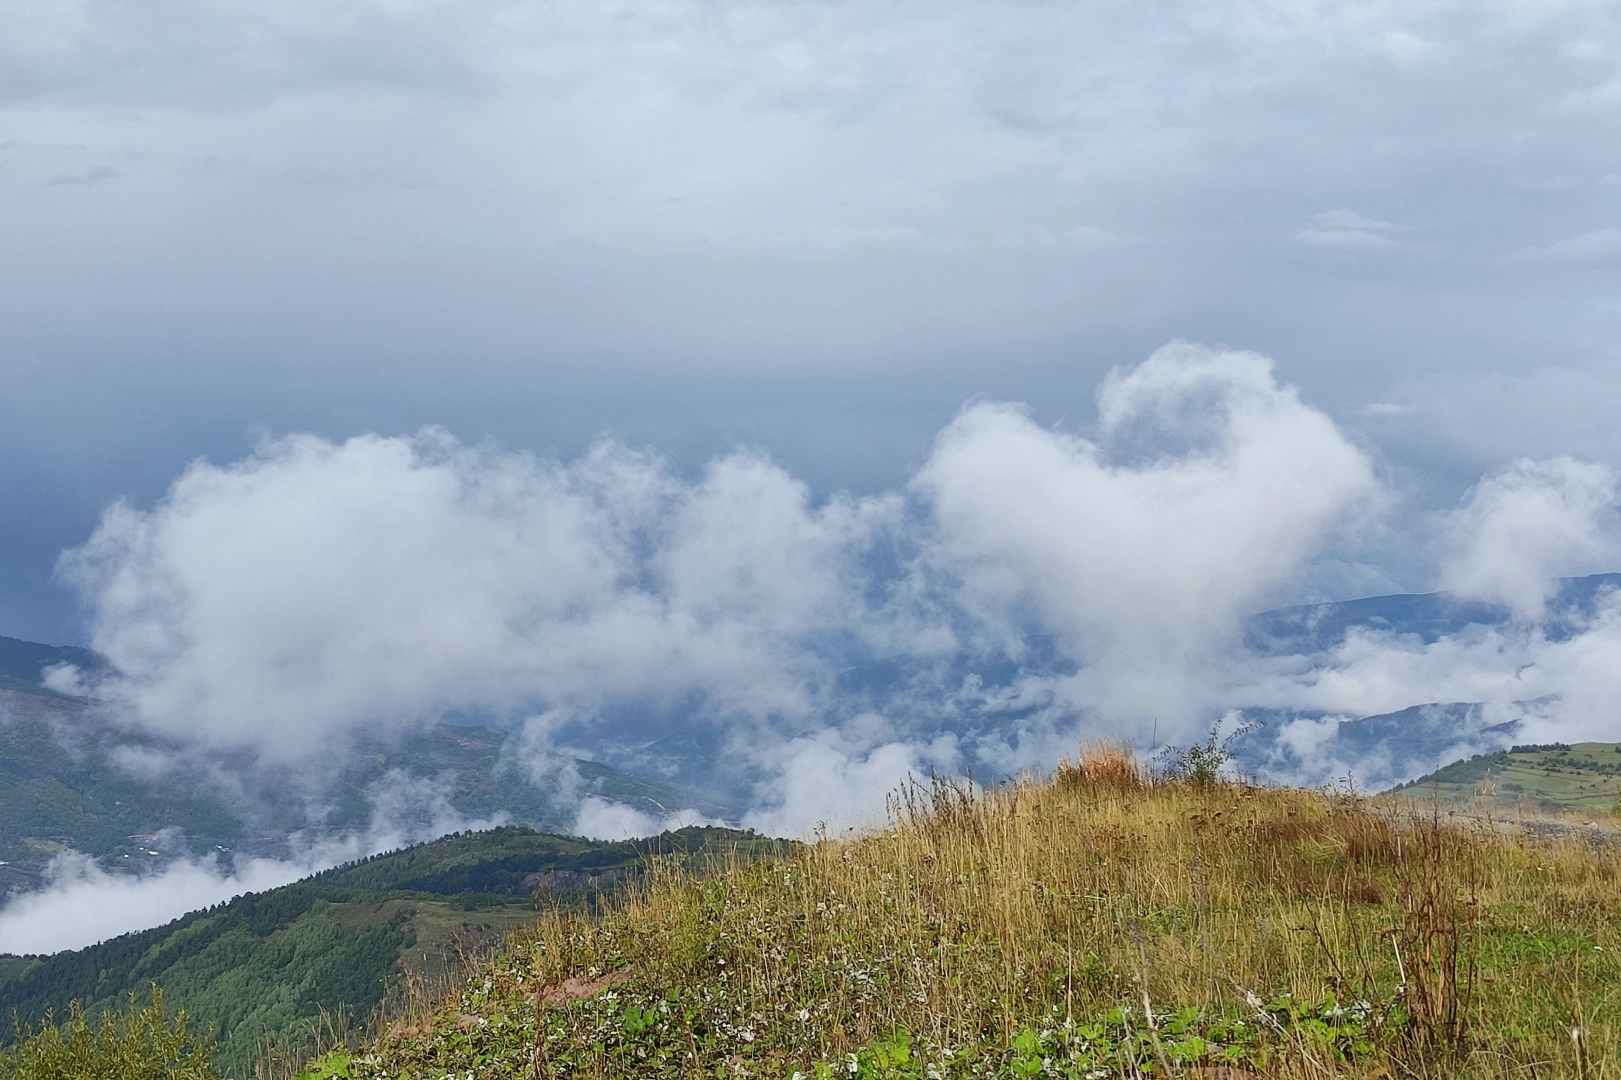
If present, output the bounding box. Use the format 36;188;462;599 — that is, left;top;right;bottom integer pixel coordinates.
323;746;1618;1078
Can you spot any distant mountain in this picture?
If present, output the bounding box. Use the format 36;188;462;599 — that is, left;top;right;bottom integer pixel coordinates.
1229;702;1524;791
1226;574;1621;789
0;688;252;890
1244;572;1621;656
0;633;106;696
0;824;783;1077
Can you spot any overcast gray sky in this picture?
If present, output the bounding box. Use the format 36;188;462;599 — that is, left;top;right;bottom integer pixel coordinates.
5;0;1621;641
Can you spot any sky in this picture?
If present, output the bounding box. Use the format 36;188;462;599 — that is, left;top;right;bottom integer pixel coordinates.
4;0;1621;643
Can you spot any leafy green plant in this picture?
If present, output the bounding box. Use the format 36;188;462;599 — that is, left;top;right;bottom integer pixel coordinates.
788;998;1384;1079
295;1049;354;1079
1159;720;1251;786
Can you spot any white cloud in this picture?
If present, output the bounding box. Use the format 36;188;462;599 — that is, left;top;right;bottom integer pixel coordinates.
1373;365;1621;479
994;225;1124;249
1236;592;1621;748
1379;30;1440;67
914;341;1377;730
1555;77;1621;114
45;341;1621;848
0;771;507;954
1438;457;1618;619
572;797;722;841
1521;227;1621;264
48;342;1383;822
58;433;899;762
1308;210;1394;233
740;729;952;838
0;851;311;954
360;768;510;836
1295;230;1397;251
4;0;1621;568
1295;210;1397;250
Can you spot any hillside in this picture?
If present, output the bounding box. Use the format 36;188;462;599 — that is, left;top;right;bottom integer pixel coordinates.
1388;741;1621;815
299;752;1620;1080
0;824;784;1077
0;634;105;697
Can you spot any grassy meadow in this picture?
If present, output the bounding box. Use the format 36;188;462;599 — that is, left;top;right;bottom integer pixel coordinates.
296;747;1621;1079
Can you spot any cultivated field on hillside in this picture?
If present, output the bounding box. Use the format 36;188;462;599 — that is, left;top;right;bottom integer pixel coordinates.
1390;742;1621;818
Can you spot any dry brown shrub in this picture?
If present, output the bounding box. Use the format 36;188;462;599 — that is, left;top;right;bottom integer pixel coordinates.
1390;811;1481;1053
1054;739;1147;792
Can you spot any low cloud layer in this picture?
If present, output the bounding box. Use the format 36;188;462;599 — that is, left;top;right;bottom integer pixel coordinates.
47;345;1377;821
1242;594;1621;748
58;433;896;762
32;341;1621;843
0;851;313;955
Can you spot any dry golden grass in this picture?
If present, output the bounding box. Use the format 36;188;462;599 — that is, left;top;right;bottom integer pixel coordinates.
341;747;1621;1079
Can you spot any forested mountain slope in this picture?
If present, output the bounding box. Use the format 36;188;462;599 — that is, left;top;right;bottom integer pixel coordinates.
0;824;783;1076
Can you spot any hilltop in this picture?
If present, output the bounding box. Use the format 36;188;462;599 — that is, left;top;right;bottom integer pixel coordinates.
274;751;1619;1080
0;635;105;698
0;824;784;1077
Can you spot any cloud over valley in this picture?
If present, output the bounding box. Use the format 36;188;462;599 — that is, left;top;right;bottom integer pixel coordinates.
30;344;1619;837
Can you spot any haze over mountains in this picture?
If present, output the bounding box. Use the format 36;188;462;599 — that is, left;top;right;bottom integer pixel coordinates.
1229;572;1621;790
